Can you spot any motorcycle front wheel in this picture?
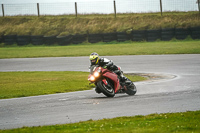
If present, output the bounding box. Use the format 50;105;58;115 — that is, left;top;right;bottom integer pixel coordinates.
97;80;115;97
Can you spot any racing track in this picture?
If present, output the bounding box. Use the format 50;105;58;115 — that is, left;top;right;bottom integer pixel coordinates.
0;54;200;129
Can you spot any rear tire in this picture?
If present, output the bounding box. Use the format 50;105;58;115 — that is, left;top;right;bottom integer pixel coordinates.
125;80;137;96
97;80;115;97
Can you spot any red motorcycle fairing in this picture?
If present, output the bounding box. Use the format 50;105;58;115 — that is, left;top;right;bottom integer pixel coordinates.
88;65;137;97
101;68;121;93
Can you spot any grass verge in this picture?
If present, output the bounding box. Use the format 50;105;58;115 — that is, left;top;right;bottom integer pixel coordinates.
1;110;199;133
0;71;146;99
0;40;200;59
0;12;199;36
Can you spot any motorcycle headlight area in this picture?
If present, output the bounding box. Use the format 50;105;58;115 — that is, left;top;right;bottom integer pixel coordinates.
88;68;101;81
89;76;95;81
94;72;100;77
94;68;101;77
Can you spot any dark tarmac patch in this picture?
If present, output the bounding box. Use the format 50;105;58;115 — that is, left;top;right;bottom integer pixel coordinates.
126;73;177;82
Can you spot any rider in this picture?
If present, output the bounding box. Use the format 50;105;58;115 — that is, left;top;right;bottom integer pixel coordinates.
89;52;126;82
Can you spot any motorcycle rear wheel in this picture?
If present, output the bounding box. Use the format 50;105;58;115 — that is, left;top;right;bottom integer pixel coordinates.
125;80;137;96
97;80;115;97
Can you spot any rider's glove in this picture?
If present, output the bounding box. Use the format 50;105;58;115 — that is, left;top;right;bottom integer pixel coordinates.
103;65;108;69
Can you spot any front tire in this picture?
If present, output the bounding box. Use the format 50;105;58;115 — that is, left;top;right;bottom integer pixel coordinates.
97;80;115;97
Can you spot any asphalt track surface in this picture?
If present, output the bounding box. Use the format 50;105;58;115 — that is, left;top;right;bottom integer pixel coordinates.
0;54;200;129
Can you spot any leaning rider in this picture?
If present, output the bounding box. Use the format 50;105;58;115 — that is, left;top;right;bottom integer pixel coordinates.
89;52;126;82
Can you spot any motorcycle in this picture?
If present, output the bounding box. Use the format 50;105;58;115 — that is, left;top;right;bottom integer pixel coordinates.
88;65;137;97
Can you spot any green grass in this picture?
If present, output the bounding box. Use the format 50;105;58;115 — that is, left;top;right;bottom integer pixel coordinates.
0;12;199;36
0;71;146;99
0;40;200;59
1;110;199;133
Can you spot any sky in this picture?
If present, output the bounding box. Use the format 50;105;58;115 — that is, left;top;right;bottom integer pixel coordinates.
0;0;112;4
0;0;198;15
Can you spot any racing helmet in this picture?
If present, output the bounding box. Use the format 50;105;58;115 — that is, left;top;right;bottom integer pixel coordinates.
90;52;99;65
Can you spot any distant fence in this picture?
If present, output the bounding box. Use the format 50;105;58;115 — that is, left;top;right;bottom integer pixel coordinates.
1;0;200;17
0;27;200;45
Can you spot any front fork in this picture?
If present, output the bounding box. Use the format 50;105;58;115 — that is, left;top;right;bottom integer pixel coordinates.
102;78;107;85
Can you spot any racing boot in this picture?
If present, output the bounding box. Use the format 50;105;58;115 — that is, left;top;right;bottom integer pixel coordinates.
114;70;127;82
95;86;101;94
119;74;127;82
